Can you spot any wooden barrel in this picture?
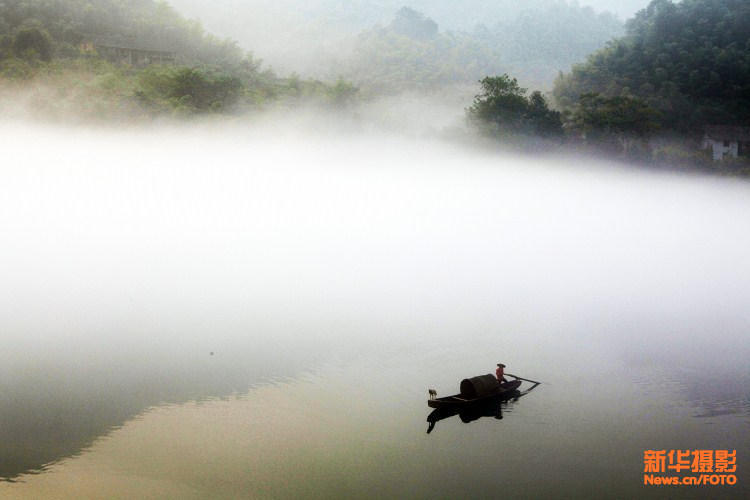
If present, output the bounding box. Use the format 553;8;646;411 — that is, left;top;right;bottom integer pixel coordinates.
460;374;500;399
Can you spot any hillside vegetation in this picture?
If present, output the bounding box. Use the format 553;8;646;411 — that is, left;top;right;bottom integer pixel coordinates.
554;0;750;131
0;0;356;119
0;0;247;68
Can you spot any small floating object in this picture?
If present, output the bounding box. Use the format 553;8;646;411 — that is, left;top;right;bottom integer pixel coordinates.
427;374;525;409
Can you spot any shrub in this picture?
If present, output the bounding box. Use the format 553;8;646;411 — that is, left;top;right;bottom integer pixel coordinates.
13;26;53;62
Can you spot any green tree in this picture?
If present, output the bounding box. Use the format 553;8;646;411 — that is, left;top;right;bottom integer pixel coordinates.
327;78;359;107
526;91;564;137
167;67;242;111
469;75;529;129
13;26;53;62
553;0;750;131
570;93;661;153
468;74;563;139
136;66;243;113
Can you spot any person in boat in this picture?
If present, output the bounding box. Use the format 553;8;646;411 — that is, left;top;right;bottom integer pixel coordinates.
496;363;508;383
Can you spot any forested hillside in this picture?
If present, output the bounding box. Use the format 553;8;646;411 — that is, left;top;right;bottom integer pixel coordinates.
0;0;356;118
0;0;246;68
554;0;750;131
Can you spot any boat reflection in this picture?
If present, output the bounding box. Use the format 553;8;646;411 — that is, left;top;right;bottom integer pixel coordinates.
426;384;539;434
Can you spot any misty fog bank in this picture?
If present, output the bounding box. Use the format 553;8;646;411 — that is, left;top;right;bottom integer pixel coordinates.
2;120;748;485
0;74;474;139
3;121;749;365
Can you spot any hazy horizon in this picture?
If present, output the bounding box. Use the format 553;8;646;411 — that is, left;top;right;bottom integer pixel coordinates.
167;0;640;82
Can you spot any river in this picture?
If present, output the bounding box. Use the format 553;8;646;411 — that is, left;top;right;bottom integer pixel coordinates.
1;122;748;498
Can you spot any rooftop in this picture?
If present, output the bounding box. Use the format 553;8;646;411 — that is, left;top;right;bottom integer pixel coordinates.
85;34;176;54
704;125;750;142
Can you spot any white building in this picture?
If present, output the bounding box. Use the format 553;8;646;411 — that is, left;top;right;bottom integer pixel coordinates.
702;125;750;161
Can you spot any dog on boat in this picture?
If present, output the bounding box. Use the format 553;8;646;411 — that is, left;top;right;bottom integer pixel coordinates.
428;389;437;400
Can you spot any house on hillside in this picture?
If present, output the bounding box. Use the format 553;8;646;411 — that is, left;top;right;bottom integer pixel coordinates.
80;35;175;66
702;125;750;161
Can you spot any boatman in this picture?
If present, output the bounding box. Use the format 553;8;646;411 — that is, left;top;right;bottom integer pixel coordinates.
496;363;507;383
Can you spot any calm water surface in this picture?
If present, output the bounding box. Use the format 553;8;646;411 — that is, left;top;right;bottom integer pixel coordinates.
1;124;748;498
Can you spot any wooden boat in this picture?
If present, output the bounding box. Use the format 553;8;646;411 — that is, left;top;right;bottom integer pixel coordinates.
428;378;522;409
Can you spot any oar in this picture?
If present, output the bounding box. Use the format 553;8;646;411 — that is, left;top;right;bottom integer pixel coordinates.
506;373;542;385
523;382;541;393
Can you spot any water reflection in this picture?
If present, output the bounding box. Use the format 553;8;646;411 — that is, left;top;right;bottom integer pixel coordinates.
630;360;750;420
0;347;296;481
2;349;748;499
682;373;750;419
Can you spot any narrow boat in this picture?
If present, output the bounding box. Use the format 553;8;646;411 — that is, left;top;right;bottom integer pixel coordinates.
428;375;523;409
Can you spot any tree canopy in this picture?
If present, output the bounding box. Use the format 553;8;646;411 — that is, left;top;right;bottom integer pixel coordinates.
0;0;250;70
0;0;359;118
468;74;563;139
553;0;750;131
571;93;662;138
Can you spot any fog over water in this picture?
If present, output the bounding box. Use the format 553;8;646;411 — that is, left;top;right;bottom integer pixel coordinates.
1;119;748;497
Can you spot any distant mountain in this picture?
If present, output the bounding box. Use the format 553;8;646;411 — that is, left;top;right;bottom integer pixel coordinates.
333;4;622;92
169;0;640;34
167;0;625;81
